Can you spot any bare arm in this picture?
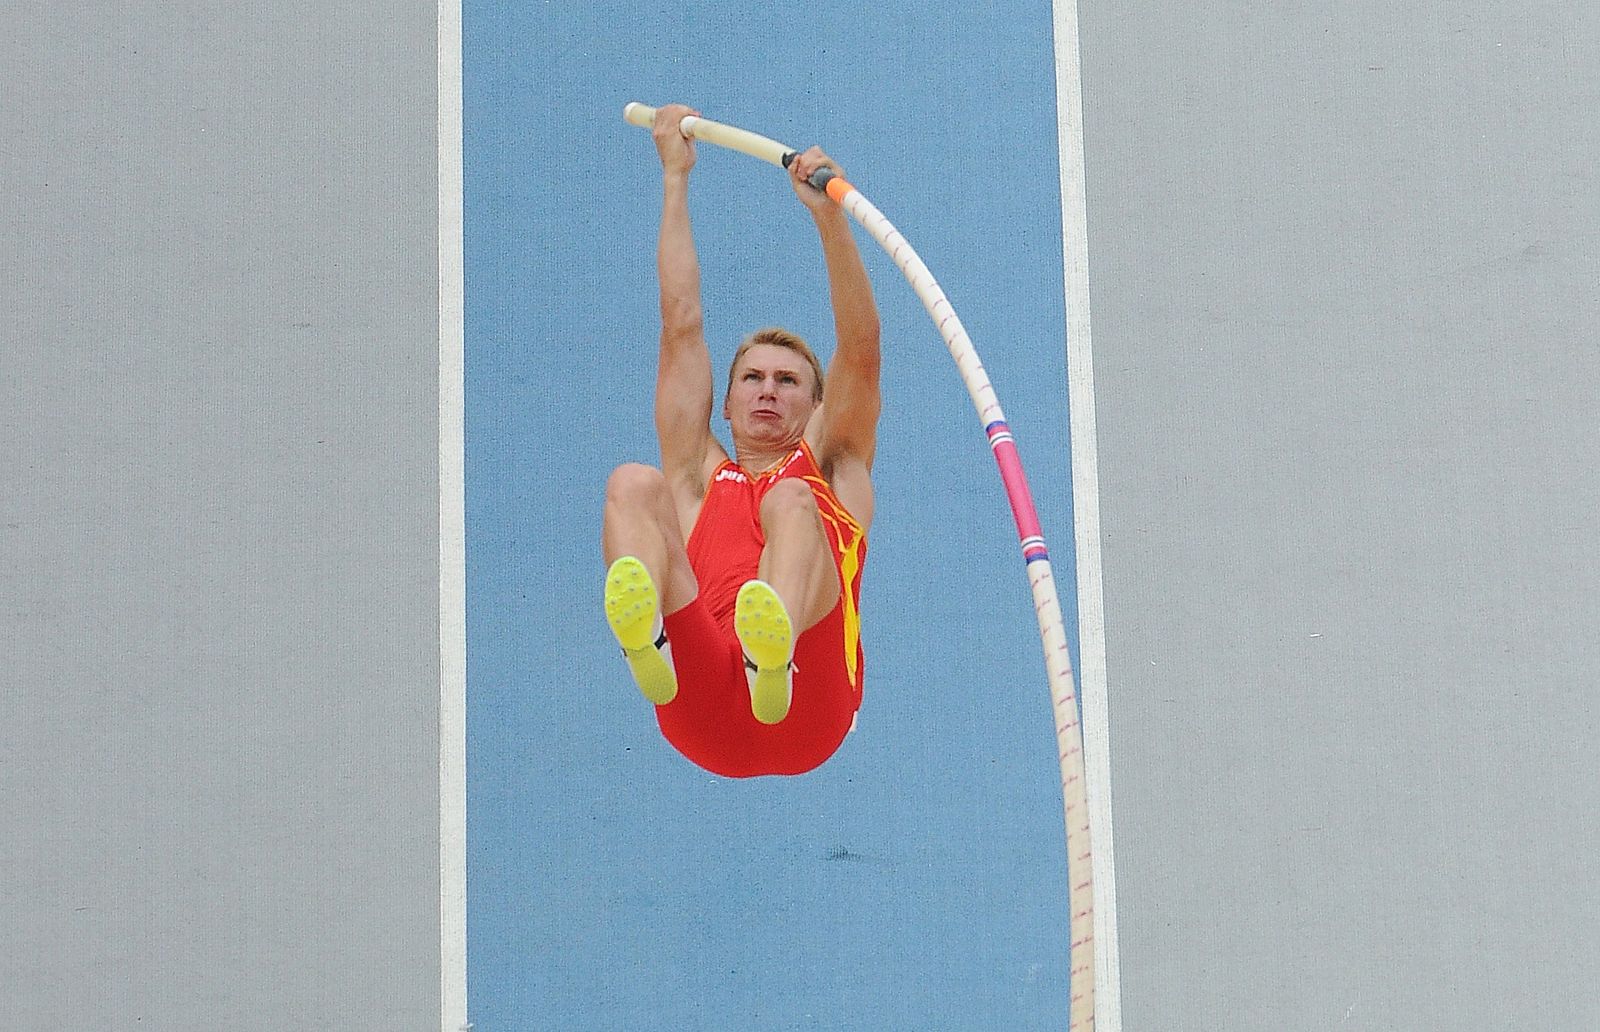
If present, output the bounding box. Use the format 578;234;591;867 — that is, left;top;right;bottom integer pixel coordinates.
650;105;722;491
794;149;882;478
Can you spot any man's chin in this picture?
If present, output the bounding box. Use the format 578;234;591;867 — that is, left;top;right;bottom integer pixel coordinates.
736;424;798;447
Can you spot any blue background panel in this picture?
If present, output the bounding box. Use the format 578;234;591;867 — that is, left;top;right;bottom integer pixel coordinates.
465;2;1083;1029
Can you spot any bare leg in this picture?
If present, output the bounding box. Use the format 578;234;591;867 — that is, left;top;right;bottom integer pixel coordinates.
602;463;698;614
755;479;841;635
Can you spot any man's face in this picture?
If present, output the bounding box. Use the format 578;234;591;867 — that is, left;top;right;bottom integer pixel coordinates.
723;343;819;451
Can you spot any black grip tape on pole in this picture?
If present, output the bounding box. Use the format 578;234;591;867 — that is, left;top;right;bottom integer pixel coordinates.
781;150;837;192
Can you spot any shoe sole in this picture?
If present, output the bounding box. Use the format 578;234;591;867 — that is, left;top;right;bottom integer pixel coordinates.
735;580;793;725
604;556;677;705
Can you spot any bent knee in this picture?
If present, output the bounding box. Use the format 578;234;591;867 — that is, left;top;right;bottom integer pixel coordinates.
606;462;668;503
759;478;821;523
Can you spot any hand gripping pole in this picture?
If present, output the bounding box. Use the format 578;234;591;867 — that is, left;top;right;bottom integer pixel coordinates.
624;101;842;194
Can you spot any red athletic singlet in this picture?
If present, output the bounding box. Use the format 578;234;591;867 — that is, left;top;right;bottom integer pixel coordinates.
656;441;866;777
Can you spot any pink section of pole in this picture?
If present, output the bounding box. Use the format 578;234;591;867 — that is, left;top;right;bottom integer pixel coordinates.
989;431;1047;548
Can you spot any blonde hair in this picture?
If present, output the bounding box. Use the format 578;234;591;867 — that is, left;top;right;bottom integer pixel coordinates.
725;327;825;403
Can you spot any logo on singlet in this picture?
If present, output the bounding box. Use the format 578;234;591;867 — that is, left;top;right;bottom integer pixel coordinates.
774;448;805;477
715;468;749;484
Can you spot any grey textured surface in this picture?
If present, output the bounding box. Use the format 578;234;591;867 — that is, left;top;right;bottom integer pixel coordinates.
2;4;442;1029
1080;2;1600;1027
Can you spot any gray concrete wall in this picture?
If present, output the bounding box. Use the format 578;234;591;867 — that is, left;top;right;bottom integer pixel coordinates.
1;4;444;1029
1081;2;1600;1026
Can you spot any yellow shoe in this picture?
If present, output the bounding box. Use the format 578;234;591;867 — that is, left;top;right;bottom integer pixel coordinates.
604;556;677;705
735;579;794;725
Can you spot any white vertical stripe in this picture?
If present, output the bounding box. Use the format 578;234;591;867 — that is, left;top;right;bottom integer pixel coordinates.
438;0;469;1028
1051;0;1123;1027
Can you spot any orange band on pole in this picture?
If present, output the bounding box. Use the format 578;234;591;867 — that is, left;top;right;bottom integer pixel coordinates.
824;176;854;204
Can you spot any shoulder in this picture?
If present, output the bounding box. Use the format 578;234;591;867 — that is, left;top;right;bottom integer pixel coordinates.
809;443;873;530
667;437;732;507
809;397;879;466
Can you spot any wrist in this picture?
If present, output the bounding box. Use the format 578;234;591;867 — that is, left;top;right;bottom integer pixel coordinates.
811;204;848;230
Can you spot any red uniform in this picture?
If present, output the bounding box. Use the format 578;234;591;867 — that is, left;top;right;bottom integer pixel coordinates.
657;441;866;777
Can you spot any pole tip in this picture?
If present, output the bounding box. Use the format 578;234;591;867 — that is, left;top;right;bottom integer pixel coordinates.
622;102;652;127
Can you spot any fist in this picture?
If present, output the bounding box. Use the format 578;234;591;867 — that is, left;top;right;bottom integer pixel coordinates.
788;145;842;211
652;104;699;174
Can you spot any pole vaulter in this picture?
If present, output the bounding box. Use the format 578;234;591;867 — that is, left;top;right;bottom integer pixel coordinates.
624;102;1097;1032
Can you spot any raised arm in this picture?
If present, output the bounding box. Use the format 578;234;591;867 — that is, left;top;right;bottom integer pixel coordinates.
793;148;883;479
651;105;723;492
